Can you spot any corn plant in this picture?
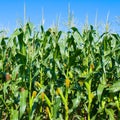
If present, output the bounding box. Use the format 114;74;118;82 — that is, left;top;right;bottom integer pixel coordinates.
0;20;120;120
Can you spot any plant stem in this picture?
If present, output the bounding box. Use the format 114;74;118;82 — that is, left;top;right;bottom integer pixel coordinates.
85;80;92;120
40;67;43;85
65;87;68;120
88;81;91;120
29;68;32;120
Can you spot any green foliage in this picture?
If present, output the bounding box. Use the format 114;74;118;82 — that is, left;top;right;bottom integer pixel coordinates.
0;22;120;120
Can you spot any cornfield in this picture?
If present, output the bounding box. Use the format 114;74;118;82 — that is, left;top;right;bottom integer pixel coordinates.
0;21;120;120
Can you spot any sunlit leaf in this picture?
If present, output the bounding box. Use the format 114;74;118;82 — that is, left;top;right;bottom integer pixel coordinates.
19;90;28;119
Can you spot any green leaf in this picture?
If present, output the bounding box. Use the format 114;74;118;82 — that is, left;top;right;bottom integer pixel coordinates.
72;92;81;109
18;30;26;55
71;27;79;33
58;31;62;40
41;25;44;33
15;52;26;65
0;60;3;70
105;108;115;120
19;90;28;119
10;108;18;120
53;96;61;118
97;84;106;102
12;64;22;80
107;81;120;93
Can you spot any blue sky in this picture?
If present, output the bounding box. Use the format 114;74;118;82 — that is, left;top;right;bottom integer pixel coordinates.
0;0;120;34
